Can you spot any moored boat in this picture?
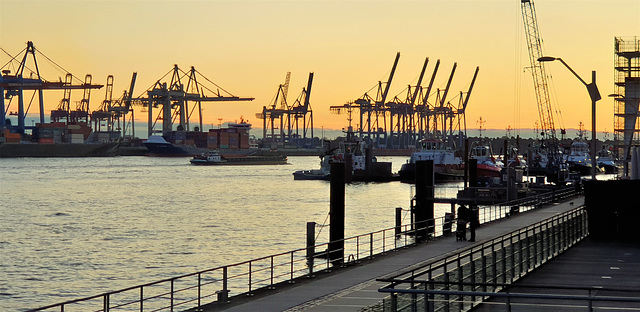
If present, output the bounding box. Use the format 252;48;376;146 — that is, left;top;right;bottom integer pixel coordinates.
565;141;595;176
398;138;465;183
293;127;393;182
468;142;503;180
597;145;618;174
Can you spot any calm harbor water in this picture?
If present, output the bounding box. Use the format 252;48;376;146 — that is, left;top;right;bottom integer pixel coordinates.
0;155;462;311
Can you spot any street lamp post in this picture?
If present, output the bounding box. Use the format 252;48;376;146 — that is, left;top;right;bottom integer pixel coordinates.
538;56;601;180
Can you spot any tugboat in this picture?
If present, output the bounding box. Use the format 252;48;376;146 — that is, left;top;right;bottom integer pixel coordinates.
398;138;464;183
293;127;393;182
468;142;504;180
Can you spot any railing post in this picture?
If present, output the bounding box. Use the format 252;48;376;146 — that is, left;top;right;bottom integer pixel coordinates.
509;235;515;283
248;262;252;295
470;249;476;303
524;232;530;273
518;233;523;278
396;207;402;238
383;230;387;254
501;240;506;284
532;227;537;267
370;233;374;259
457;256;463;310
270;256;275;289
170;279;174;312
196;274;201;307
481;247;487;292
390;293;398;312
217;266;228;303
411;292;418;312
444;260;450;312
103;294;109;312
140;286;144;312
423;281;430;312
290;252;295;281
491;244;497;288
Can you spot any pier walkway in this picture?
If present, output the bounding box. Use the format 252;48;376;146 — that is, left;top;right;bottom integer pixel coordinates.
209;196;584;312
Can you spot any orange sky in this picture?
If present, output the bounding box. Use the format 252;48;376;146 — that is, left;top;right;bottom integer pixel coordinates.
1;0;639;138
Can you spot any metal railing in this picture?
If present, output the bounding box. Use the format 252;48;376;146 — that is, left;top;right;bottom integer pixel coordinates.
377;282;640;312
29;187;582;312
378;206;589;312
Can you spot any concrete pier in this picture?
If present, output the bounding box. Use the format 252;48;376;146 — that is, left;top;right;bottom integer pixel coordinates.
207;196;585;312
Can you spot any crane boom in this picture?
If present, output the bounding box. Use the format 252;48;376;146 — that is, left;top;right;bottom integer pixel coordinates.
521;0;556;140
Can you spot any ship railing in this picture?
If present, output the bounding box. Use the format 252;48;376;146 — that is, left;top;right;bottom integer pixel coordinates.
28;187;583;312
377;206;589;312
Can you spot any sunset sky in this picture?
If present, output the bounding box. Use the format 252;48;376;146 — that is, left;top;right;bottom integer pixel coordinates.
1;0;639;138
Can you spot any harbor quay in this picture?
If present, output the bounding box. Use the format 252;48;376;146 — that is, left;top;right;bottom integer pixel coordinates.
200;194;585;312
215;180;640;312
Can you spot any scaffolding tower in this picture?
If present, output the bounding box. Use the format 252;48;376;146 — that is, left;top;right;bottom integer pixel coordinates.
613;36;640;176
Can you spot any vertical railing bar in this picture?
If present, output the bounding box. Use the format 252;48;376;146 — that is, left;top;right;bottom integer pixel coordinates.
370;233;374;259
222;266;228;302
481;246;486;292
491;243;497;291
290;252;295;281
383;230;386;254
170;279;174;312
532;226;537;267
248;262;252;295
270;255;274;288
139;286;143;312
444;260;450;312
457;255;462;310
501;239;506;284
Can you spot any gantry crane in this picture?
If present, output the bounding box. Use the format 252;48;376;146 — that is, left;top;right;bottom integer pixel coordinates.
91;72;138;140
144;64;254;137
520;0;567;182
257;72;315;147
331;56;478;151
0;41;103;134
259;72;291;145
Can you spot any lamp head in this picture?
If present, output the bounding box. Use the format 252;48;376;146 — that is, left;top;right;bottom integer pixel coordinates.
537;56;557;62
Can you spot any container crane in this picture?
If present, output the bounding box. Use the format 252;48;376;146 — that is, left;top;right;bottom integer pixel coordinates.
520;0;567;183
257;72;314;147
258;72;291;145
144;65;253;137
0;41;103;133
